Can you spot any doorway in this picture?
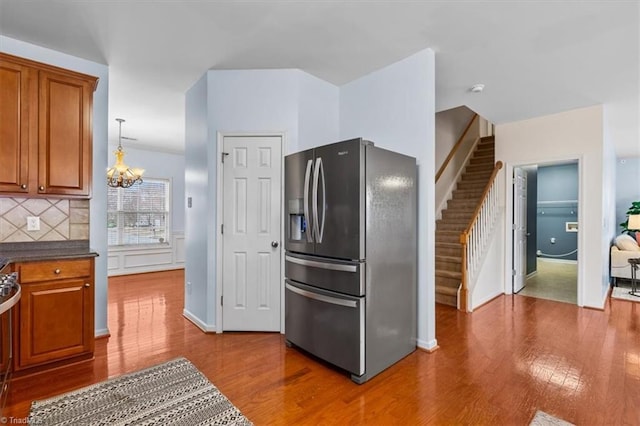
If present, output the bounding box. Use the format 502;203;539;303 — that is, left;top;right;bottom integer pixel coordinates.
512;161;579;304
218;134;283;331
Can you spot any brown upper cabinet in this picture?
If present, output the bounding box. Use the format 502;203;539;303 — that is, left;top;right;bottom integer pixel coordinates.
0;53;98;198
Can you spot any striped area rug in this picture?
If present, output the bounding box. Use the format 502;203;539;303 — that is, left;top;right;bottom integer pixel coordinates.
29;357;252;425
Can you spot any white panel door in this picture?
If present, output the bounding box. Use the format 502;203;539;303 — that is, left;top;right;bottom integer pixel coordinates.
222;135;282;331
513;167;528;293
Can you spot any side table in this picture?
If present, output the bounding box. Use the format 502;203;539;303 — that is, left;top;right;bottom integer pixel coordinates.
629;258;640;297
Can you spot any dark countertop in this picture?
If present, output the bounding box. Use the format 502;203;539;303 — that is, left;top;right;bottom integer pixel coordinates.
0;240;98;269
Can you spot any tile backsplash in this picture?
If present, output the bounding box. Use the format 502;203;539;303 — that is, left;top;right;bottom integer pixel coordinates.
0;197;90;242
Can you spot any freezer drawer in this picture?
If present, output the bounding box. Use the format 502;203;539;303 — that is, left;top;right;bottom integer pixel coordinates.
285;280;364;376
285;252;364;296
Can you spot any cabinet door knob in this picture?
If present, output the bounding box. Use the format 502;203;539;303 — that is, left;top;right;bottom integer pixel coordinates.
20;184;27;189
84;283;90;287
39;185;45;191
54;269;61;274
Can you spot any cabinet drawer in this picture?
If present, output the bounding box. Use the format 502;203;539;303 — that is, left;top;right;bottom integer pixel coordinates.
18;259;92;282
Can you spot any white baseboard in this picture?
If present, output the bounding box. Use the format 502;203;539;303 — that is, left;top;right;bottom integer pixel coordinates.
183;308;216;333
537;257;577;265
95;328;110;338
417;338;438;351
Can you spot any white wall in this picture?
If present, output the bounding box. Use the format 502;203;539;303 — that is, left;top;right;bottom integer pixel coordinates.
435;107;479;218
298;72;340;151
106;146;186;276
184;52;436;347
470;212;505;310
184;69;340;331
496;105;608;309
184;74;214;330
602;105;619;293
340;49;437;350
1;36;110;336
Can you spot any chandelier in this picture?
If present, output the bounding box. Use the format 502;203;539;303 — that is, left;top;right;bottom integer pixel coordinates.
107;118;144;188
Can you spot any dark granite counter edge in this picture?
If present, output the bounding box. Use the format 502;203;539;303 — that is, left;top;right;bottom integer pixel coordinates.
0;240;98;266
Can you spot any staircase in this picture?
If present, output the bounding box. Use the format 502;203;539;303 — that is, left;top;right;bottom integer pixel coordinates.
435;136;495;307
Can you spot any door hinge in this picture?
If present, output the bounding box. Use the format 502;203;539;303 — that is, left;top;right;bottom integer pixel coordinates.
221;152;229;163
512;223;517;230
512;269;517;276
221;295;223;306
221;224;224;234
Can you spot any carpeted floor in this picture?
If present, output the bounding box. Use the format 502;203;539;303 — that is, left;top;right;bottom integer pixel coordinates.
518;259;577;304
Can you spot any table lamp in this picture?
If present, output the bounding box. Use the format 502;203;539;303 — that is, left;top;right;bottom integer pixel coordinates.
629;214;640;245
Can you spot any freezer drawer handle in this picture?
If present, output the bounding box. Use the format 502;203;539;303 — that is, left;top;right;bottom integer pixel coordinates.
285;255;357;272
286;283;358;308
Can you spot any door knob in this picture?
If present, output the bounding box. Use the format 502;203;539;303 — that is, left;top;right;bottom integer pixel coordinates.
271;241;279;248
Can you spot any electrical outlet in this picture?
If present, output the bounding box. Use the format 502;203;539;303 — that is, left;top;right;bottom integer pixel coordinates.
27;216;40;231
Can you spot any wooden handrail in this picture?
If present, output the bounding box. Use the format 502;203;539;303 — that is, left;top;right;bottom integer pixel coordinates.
435;113;478;182
460;161;503;241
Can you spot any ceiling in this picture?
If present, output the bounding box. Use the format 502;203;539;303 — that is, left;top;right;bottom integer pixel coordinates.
0;1;638;156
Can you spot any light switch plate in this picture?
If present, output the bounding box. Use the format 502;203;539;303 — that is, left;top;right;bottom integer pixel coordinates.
27;216;40;231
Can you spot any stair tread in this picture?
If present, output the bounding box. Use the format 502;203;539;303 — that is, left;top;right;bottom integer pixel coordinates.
435;284;459;296
436;270;462;279
435;255;462;262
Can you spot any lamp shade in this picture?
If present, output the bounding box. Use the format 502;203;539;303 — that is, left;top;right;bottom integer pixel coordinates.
628;214;640;231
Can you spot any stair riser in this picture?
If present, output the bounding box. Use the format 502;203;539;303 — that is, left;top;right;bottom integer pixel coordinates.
466;164;493;173
470;156;494;165
441;212;472;222
436;260;461;272
446;200;477;210
451;190;483;200
436;276;462;289
435;232;460;243
435;245;462;257
457;181;488;191
476;142;494;150
461;172;492;182
436;222;466;232
435;293;457;307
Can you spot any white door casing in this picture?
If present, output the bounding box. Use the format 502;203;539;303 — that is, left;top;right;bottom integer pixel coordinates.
221;135;282;331
513;167;527;293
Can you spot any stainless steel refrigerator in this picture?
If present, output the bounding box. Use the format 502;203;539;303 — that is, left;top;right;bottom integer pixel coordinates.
284;137;417;384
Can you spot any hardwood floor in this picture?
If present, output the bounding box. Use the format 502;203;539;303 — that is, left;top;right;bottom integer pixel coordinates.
4;270;640;424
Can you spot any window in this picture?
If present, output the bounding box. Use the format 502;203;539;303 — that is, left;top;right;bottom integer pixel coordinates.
108;178;170;246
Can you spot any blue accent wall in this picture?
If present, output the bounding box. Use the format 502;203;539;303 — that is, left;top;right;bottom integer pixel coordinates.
537;163;578;261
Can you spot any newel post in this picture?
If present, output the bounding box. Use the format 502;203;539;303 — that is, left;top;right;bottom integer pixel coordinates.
459;231;469;312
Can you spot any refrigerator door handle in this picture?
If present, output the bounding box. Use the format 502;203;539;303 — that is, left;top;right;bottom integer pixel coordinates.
312;157;325;243
303;159;314;242
318;157;326;243
285;254;358;272
286;282;358;308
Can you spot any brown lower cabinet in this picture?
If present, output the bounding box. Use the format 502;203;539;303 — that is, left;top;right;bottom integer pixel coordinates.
12;258;94;371
0;312;9;373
